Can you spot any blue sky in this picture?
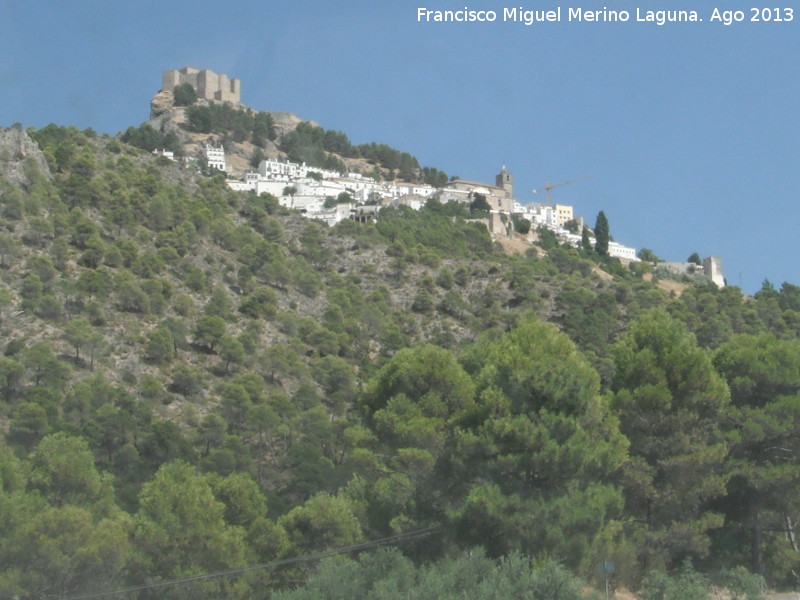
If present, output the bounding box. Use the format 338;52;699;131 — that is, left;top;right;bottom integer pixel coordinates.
2;1;798;294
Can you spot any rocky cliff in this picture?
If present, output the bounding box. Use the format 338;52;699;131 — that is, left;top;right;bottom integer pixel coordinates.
0;126;52;187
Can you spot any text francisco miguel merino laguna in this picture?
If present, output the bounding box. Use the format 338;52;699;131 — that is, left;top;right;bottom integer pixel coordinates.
417;6;704;25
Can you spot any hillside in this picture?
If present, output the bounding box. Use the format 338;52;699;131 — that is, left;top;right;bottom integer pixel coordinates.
131;84;450;188
146;87;299;176
0;121;799;599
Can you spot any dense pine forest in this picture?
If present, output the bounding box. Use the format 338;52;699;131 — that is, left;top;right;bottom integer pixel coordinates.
0;123;798;599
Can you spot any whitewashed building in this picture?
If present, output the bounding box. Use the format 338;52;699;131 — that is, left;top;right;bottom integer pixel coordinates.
562;232;639;261
205;144;226;171
153;148;175;161
258;159;341;181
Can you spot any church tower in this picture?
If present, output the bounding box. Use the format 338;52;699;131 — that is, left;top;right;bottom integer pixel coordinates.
496;166;514;199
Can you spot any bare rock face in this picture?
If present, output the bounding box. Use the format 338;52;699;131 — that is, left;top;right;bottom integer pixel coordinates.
267;111;318;140
0;126;52;187
150;90;175;119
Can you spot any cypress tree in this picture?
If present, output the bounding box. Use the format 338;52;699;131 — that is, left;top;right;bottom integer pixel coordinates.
581;226;593;252
594;211;609;256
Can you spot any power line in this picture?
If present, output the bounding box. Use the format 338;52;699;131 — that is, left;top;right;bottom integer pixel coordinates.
57;525;441;600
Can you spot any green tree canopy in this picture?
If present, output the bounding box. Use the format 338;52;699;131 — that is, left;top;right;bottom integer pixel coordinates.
449;318;628;567
470;193;491;214
28;433;111;509
133;461;246;585
278;491;363;554
472;317;601;417
172;82;197;106
612;309;730;574
714;333;800;583
361;344;475;420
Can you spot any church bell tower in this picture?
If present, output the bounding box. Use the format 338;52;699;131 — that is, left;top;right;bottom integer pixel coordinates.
496;166;514;199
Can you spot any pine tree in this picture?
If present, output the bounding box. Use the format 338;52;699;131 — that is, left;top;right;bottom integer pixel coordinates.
612;310;730;573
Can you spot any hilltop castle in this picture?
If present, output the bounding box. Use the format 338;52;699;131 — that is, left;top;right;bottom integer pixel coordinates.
162;66;241;104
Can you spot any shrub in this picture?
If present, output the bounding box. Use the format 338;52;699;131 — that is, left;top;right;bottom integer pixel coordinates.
640;563;709;600
719;566;765;600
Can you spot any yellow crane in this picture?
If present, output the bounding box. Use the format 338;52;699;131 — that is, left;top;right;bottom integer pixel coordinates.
532;175;592;206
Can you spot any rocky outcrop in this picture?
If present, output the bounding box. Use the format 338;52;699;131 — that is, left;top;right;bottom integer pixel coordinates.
150;89;176;120
0;126;52;187
268;111;318;139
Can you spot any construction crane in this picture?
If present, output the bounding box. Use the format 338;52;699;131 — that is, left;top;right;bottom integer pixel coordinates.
532;175;592;206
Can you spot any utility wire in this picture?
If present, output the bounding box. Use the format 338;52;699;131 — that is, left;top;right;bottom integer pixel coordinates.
57;525;441;600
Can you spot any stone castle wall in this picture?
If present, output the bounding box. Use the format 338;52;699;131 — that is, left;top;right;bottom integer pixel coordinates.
162;66;240;104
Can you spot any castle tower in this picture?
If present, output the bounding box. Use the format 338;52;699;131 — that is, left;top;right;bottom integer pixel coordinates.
496;166;514;199
702;256;725;288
